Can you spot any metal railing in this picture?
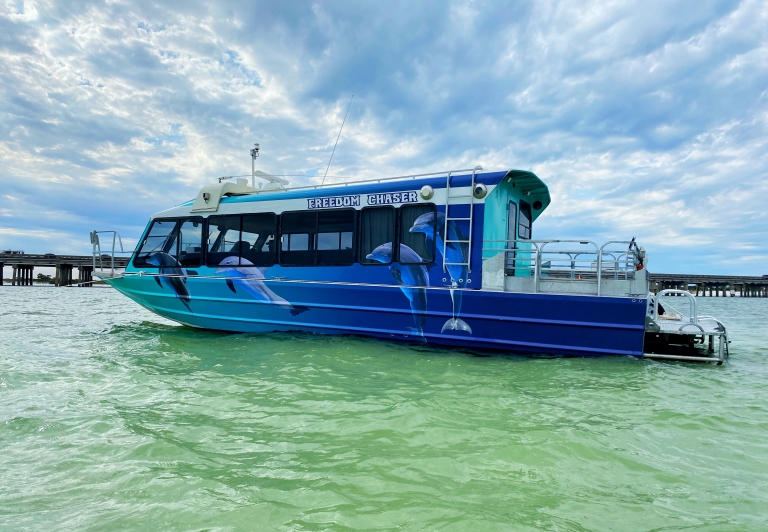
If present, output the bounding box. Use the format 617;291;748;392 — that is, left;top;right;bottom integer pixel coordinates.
241;168;484;193
91;230;131;276
651;288;720;335
654;289;698;325
482;239;643;295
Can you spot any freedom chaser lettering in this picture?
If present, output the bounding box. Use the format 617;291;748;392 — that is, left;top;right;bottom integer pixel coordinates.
307;195;361;209
367;191;419;206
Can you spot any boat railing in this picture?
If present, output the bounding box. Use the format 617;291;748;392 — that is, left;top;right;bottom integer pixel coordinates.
255;168;483;193
90;230;131;276
482;239;642;295
653;289;699;325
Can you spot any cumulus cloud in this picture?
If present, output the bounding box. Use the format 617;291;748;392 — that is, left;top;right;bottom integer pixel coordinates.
0;0;766;274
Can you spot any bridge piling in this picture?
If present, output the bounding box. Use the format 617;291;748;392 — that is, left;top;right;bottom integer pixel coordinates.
78;265;93;287
56;264;74;287
11;265;34;286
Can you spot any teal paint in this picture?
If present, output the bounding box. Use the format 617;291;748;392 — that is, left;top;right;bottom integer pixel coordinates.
481;170;551;276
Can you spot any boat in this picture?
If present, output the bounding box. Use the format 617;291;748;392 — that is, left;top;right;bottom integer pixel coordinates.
92;150;730;363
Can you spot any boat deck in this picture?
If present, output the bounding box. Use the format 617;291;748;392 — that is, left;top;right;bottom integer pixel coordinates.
643;290;729;364
655;314;726;337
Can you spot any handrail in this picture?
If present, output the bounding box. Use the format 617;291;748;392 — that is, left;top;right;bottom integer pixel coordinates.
655;289;698;324
91;230;126;276
267;167;485;193
482;238;642;296
599;241;636;296
539;240;599;252
599;240;635;251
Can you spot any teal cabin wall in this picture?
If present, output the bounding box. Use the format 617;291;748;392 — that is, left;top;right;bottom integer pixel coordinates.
481;170;550;277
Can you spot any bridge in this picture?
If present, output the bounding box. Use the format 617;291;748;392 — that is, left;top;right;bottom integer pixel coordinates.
1;253;766;296
648;272;767;297
0;253;130;286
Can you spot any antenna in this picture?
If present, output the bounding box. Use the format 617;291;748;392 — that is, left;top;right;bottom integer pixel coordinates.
322;95;353;186
250;143;260;188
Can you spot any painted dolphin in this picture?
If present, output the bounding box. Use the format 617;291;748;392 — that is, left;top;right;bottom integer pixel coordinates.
215;256;309;316
410;211;472;334
366;243;429;337
146;252;193;312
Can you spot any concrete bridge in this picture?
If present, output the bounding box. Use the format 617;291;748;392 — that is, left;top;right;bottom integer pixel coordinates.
0;253;129;286
648;273;767;297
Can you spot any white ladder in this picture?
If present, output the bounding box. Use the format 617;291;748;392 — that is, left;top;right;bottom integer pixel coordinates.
442;166;481;275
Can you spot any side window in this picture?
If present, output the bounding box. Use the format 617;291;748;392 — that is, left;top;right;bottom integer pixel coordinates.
505;201;518;274
359;207;396;265
280;211;316;266
317;209;355;265
399;204;435;264
206;215;240;266
241;213;277;266
518;200;532;240
177;219;203;267
133;219;179;267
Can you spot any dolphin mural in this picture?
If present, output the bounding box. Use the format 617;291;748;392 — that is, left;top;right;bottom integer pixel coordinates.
215;256;309;316
146;252;193;312
410;211;472;334
366;243;429;337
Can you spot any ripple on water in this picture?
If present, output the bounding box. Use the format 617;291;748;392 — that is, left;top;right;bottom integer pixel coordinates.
0;288;767;530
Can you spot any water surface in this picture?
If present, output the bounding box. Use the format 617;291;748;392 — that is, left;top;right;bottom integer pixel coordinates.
1;287;767;531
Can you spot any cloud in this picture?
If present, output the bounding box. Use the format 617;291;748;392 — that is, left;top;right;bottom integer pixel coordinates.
0;0;766;274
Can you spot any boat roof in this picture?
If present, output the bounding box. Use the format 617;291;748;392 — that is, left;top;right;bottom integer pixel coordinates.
159;168;551;218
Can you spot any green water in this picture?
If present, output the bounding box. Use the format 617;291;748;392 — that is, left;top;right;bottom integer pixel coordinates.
1;287;767;531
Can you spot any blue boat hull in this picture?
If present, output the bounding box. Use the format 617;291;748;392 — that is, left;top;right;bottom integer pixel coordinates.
105;276;647;357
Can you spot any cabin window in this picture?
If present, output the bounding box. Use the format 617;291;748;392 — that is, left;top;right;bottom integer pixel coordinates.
280;211;316;266
518;200;532;240
177;219;203;267
316;209;355;265
134;218;204;268
279;209;355;266
206;214;277;267
241;213;277;266
133;219;179;267
399;204;435;264
359;207;396;265
505;202;518;274
206;215;241;266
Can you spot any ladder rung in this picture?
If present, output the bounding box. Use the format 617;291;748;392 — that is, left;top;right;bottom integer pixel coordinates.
445;170;475;271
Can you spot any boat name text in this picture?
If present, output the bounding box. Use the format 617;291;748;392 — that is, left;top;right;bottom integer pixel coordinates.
307;191;419;209
367;191;419;206
307;195;361;209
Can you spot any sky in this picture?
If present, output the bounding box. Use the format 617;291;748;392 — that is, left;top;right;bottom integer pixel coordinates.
0;0;766;275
